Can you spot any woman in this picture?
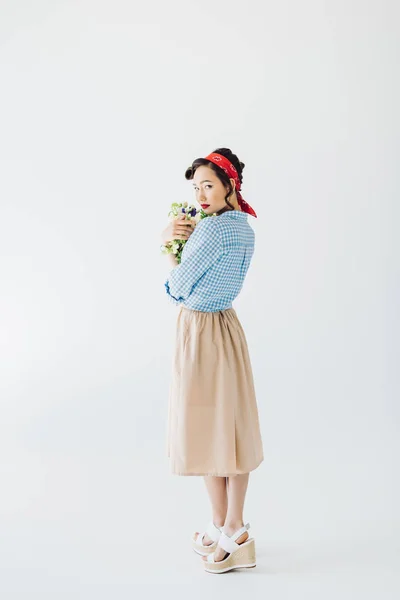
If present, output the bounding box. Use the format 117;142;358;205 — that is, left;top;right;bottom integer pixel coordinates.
161;148;264;574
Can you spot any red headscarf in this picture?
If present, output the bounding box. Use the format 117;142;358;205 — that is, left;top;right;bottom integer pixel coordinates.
204;152;257;218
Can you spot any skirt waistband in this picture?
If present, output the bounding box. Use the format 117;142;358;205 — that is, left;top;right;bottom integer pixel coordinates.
179;306;234;314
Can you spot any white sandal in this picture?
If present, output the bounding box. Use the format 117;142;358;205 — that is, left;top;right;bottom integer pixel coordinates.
203;522;256;574
192;521;222;556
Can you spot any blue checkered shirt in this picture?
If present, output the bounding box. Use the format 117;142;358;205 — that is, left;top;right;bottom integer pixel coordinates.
164;210;255;312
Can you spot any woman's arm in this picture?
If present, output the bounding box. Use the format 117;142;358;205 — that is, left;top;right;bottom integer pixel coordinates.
164;217;222;304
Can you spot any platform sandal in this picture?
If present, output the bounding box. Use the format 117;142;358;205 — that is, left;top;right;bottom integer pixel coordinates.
203;522;256;574
192;521;222;556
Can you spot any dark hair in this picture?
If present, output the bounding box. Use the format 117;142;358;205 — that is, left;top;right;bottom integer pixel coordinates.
184;147;245;210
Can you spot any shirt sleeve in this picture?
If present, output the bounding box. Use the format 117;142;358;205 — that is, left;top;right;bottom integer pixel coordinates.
164;217;223;304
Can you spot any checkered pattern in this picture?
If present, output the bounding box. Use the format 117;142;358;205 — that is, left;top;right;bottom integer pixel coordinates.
164;210;255;312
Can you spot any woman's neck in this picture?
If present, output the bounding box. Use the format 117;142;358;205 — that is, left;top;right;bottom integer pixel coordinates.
216;193;242;216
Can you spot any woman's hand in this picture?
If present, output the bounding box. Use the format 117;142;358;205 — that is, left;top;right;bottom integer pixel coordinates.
161;215;196;245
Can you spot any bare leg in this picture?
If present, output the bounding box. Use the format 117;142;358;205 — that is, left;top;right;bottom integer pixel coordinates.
202;472;250;561
193;476;228;545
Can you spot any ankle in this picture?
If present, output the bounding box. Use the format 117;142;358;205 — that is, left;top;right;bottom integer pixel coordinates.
213;515;226;528
223;519;244;533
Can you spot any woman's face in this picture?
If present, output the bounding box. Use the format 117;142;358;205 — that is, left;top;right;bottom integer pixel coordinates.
192;165;235;214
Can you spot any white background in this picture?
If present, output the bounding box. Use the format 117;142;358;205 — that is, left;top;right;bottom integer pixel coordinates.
0;1;398;597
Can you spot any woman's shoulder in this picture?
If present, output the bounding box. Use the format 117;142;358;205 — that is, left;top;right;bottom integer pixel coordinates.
218;218;254;249
193;216;223;240
182;216;222;259
196;215;221;230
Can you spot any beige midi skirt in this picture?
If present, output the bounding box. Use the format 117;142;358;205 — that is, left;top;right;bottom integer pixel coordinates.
166;305;264;476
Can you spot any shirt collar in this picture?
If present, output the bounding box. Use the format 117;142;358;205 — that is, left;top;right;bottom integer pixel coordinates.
217;210;248;219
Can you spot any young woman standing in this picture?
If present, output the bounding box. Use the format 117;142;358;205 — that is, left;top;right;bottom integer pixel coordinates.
161;148;264;574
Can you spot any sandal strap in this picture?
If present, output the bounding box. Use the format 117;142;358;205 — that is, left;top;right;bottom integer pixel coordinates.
218;522;250;554
196;521;221;546
206;552;216;563
205;521;222;543
196;532;205;545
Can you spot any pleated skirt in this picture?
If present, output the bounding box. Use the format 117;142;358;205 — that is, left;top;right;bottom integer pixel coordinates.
166;305;264;476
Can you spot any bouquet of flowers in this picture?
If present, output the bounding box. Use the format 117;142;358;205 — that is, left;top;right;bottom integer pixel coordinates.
160;202;216;264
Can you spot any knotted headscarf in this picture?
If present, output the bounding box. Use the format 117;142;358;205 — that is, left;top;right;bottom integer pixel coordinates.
204;152;257;218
